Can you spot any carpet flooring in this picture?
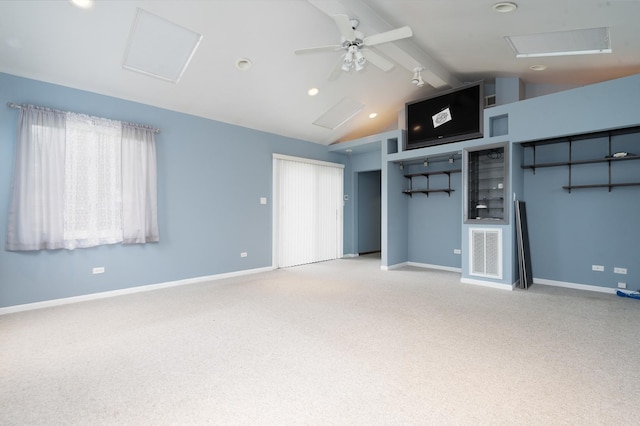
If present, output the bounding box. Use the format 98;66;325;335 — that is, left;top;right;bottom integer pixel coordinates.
2;254;640;425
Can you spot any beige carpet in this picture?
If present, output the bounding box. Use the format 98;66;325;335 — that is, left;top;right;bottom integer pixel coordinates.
2;254;639;425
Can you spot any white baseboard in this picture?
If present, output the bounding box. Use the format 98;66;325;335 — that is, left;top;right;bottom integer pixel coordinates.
0;266;274;316
461;277;515;291
382;262;462;273
381;261;409;271
407;262;462;273
533;278;617;294
342;253;359;258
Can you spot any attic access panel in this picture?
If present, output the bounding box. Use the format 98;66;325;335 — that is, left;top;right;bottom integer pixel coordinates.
505;27;611;58
123;8;203;83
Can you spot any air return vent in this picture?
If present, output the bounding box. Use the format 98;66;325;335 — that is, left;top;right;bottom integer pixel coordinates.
470;228;502;279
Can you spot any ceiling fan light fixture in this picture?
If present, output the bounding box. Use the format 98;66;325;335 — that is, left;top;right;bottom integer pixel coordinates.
492;2;517;13
412;67;425;87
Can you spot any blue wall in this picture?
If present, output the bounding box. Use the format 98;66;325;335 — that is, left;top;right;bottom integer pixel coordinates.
405;162;462;269
376;74;640;290
3;72;640;308
0;73;341;308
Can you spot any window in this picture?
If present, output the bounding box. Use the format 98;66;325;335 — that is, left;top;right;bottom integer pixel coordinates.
6;105;159;251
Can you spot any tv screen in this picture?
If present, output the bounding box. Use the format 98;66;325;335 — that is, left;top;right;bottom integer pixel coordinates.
405;82;484;150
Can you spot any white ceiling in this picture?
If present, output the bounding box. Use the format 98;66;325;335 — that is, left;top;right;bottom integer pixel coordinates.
1;0;639;146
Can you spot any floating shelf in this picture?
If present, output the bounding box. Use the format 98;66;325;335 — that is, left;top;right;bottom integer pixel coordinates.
522;154;640;170
521;125;640;192
403;169;461;197
562;182;640;191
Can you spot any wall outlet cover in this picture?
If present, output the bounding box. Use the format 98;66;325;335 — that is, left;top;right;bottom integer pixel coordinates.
591;265;604;272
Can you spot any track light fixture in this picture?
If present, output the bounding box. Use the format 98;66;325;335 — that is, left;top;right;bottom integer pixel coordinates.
449;155;455;164
411;67;425;87
399;162;404;170
423;159;429;167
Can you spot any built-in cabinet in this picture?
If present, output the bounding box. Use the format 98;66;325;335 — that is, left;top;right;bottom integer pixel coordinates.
465;144;508;223
521;125;640;192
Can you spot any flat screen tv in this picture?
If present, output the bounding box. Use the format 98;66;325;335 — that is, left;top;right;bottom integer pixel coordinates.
404;81;484;150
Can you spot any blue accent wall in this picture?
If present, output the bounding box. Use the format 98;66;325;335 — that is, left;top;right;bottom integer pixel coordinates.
0;73;340;308
3;72;640;308
364;74;640;290
406;163;462;268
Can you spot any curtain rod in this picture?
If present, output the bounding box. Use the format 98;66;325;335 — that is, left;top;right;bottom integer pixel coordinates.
7;102;160;134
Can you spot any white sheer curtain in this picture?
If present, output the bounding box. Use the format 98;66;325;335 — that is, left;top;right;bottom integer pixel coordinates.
6;107;67;250
64;113;123;248
121;124;159;244
6;106;159;251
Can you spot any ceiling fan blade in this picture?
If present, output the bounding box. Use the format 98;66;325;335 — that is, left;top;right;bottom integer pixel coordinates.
328;55;346;81
294;45;343;55
361;49;394;72
332;14;356;41
363;26;413;46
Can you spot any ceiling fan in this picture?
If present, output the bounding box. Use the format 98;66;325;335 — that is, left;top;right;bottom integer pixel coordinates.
294;14;412;80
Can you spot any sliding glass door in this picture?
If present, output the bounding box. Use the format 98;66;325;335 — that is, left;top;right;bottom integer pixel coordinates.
273;154;344;268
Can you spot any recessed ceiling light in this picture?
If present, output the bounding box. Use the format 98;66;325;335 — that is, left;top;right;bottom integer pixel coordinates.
369;112;378;119
530;64;547;71
70;0;94;9
492;2;517;13
235;58;252;71
308;87;319;96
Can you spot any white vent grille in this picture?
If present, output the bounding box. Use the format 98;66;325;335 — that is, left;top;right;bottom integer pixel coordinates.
470;228;502;278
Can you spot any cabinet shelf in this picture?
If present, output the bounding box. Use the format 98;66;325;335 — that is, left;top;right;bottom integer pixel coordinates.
466;145;507;223
403;169;461;197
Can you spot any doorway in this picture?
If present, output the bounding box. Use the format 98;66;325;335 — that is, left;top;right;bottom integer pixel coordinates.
357;170;381;255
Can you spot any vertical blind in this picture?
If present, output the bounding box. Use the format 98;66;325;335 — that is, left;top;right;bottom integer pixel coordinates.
274;155;344;268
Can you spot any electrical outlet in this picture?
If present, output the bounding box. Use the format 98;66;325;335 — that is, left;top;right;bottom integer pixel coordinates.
591;265;604;272
618;282;627;289
92;267;105;274
240;252;248;258
614;267;627;274
453;249;461;254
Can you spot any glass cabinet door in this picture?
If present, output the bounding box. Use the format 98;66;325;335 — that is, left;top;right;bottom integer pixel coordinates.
465;145;508;223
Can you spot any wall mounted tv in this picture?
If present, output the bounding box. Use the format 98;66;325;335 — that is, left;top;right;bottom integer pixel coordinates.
405;81;484;150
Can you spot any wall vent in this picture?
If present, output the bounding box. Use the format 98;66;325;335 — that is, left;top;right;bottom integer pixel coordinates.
485;94;497;108
470;228;502;279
